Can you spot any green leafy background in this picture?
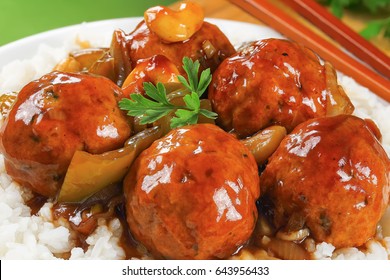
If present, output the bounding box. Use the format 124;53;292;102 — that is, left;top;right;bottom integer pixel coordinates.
0;0;176;46
318;0;390;39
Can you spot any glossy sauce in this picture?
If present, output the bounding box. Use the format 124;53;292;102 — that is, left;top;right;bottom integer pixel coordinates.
34;191;311;260
124;124;260;259
122;20;235;74
260;115;390;248
25;183;385;260
0;71;131;197
26;193;48;216
208;39;354;138
50;196;143;259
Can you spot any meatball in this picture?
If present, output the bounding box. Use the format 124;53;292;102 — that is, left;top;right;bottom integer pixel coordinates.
0;71;132;197
124;124;260;259
123;21;235;74
260;115;390;248
208;39;354;138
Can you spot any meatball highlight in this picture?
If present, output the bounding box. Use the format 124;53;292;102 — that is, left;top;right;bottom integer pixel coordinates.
124;124;260;259
0;71;132;197
208;38;354;138
260;115;390;248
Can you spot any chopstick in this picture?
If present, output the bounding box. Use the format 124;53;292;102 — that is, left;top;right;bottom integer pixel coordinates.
228;0;390;103
281;0;390;79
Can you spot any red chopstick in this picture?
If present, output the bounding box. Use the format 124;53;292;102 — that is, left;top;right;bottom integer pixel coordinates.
281;0;390;79
228;0;390;103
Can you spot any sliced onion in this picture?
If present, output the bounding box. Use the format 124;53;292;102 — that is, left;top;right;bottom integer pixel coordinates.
259;236;311;260
0;91;18;118
110;30;133;87
241;125;287;165
202;40;217;59
324;61;354;116
276;228;310;242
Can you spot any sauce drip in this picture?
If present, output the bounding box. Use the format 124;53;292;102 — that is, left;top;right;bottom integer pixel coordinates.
51;199;144;259
26;193;47;215
24;163;315;260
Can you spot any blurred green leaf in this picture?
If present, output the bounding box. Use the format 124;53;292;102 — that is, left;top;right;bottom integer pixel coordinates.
362;0;390;13
359;17;390;39
319;0;390;39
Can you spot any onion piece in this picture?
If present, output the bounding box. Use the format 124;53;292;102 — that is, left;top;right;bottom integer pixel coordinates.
0;91;18;118
324;61;354;116
276;228;310;242
54;48;108;72
57;126;162;203
379;207;390;237
259;236;311;260
110;30;133;87
241;125;287;165
70;48;108;69
89;52;115;82
202;40;217;59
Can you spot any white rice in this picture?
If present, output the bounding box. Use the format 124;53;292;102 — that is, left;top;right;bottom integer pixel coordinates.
0;22;389;260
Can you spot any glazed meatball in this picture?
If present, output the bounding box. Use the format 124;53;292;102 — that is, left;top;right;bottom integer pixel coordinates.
124;124;260;259
260;115;390;248
123;21;235;74
0;71;132;197
209;39;354;138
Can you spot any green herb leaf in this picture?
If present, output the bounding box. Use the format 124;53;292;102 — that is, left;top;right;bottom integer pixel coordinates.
330;0;347;18
183;92;200;111
181;57;200;91
143;82;170;105
360;20;385;39
320;0;390;39
119;88;176;125
362;0;390;13
199;108;218;119
197;68;212;97
178;57;212;97
171;109;198;128
119;57;217;129
359;17;390;39
384;23;390;38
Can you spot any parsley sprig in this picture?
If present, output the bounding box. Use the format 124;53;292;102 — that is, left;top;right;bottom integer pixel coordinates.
119;57;217;129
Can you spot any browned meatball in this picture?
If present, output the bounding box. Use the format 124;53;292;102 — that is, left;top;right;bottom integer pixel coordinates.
123;21;235;74
124;124;260;259
208;39;354;138
0;71;132;197
260;115;390;248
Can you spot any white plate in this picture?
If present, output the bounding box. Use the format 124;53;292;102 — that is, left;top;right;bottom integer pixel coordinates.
0;17;283;69
0;17;389;261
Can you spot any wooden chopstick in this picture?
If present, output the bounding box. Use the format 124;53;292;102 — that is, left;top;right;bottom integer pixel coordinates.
281;0;390;79
228;0;390;103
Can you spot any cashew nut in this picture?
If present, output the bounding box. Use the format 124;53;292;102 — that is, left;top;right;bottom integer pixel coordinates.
144;2;204;43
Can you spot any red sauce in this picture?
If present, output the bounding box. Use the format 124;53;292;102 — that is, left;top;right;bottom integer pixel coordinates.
50;196;143;259
26;193;47;215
